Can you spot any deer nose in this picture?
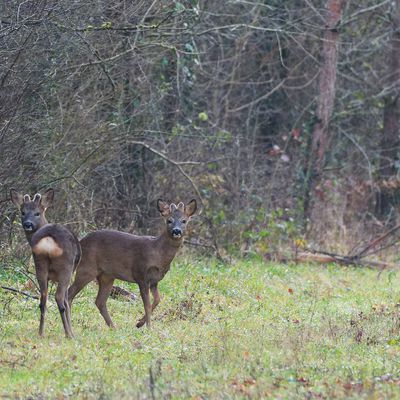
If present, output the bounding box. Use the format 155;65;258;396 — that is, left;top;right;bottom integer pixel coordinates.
172;228;182;237
23;221;34;231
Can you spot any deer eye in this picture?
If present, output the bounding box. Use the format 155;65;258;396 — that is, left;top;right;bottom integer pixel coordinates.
167;218;173;224
34;212;40;217
182;219;187;224
21;211;25;216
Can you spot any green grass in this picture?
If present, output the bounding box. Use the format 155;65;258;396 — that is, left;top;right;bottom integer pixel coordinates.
1;257;400;399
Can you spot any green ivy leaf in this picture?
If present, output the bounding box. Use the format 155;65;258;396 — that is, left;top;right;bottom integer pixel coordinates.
198;112;208;122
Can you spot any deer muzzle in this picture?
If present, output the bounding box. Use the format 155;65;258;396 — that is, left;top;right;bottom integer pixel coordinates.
172;228;182;238
23;221;34;231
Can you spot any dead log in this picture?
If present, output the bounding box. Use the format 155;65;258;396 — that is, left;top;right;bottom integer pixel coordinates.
109;285;137;302
295;251;398;270
93;280;137;302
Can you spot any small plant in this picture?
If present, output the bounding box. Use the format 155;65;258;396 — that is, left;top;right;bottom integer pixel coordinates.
243;207;302;258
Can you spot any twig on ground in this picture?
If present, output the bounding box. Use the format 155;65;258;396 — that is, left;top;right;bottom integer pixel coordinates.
107;284;137;302
0;285;39;300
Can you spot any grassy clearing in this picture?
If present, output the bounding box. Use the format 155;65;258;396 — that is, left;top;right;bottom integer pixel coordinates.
1;257;400;399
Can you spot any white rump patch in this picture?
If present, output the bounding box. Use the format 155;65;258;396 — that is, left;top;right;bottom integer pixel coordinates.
33;237;63;257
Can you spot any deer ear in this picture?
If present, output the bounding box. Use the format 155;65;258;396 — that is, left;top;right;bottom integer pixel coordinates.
157;199;170;216
185;199;197;217
41;188;54;209
10;189;24;207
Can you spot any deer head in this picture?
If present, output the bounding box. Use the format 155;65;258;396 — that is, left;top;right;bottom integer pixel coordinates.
157;199;197;239
10;188;54;234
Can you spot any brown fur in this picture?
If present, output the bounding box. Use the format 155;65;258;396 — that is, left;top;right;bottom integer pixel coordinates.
68;199;197;329
10;189;81;338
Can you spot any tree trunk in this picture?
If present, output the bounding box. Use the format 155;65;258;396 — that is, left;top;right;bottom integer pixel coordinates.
376;0;400;220
311;0;343;175
304;0;343;233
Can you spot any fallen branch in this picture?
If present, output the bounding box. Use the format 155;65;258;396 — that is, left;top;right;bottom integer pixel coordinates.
294;251;398;270
109;285;137;302
93;280;137;302
352;223;400;258
0;285;39;300
1;282;136;303
287;222;400;271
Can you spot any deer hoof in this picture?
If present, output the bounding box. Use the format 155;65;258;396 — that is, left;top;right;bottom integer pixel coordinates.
136;319;145;328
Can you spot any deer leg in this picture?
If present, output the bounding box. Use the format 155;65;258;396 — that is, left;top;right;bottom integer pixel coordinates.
55;282;74;339
95;274;116;328
37;275;48;337
136;283;160;328
63;267;75;337
137;283;152;328
150;284;161;311
64;293;74;337
68;269;96;307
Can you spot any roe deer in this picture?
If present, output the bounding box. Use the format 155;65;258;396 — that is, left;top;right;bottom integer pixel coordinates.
10;189;81;338
68;199;197;328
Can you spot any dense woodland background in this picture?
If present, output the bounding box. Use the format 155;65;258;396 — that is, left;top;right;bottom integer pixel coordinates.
1;0;400;259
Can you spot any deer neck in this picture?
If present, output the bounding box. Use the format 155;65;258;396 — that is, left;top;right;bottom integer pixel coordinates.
155;230;183;265
25;231;34;246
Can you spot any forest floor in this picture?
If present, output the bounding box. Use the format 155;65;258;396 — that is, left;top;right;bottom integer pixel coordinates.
1;256;400;399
